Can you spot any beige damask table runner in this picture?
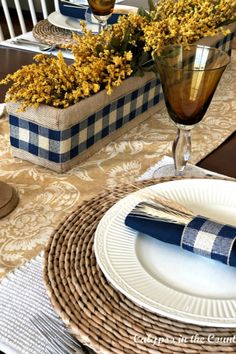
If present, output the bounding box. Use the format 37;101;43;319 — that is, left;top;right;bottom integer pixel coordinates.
0;51;236;279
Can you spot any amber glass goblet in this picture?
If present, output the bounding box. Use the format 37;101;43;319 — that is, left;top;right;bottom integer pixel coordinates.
87;0;115;32
153;44;230;177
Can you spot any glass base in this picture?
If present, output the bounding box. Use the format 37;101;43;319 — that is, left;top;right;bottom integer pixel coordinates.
152;163;208;179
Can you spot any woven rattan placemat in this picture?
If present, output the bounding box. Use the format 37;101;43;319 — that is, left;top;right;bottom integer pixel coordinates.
32;19;73;47
44;177;236;354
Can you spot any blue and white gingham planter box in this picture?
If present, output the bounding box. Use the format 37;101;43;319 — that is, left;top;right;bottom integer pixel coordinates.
6;23;236;172
7;72;164;172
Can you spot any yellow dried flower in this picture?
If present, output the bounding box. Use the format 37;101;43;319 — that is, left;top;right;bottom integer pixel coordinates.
0;0;235;110
142;0;236;54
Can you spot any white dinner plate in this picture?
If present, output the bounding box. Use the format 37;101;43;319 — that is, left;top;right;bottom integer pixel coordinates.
48;11;99;33
94;179;236;327
48;5;138;33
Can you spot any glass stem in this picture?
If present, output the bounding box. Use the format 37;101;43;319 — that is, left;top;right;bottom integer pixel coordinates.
98;20;107;33
172;128;191;176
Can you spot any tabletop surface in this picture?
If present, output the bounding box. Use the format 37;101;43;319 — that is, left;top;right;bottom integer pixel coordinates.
0;46;235;178
0;34;236;354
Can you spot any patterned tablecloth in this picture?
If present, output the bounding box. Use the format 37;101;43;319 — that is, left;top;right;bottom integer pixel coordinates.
0;51;236;279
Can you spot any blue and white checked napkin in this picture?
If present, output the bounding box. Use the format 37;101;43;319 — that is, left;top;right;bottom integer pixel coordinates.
125;204;236;267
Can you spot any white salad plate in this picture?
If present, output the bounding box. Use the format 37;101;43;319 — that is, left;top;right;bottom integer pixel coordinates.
94;178;236;327
48;5;138;33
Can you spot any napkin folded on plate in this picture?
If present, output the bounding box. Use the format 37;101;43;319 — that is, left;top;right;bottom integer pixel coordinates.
125;198;236;267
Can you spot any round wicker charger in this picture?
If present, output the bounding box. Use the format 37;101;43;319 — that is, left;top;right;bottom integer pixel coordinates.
44;177;236;354
32;19;74;47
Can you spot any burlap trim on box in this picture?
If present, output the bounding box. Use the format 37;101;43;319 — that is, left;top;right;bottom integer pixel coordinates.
195;22;236;47
44;177;236;354
6;71;157;130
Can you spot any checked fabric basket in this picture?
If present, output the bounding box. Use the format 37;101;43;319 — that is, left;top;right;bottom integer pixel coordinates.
6;23;236;172
7;72;162;172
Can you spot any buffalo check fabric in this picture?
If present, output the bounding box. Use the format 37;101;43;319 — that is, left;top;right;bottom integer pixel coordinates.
125;209;236;267
9;78;162;164
181;216;236;265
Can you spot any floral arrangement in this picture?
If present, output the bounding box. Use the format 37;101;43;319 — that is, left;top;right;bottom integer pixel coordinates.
1;0;235;110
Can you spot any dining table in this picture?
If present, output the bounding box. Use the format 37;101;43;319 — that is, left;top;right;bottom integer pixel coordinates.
0;26;236;354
